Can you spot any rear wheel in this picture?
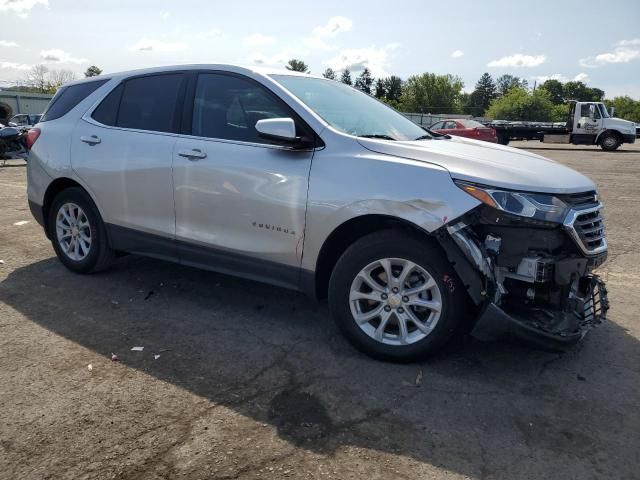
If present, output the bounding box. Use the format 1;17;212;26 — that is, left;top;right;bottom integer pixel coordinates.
328;230;470;362
48;187;114;273
599;132;621;151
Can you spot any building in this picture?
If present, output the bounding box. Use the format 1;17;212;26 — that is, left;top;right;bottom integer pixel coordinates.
0;91;53;123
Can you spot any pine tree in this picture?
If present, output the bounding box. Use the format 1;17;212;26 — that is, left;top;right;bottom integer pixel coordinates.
354;68;374;94
340;69;352;85
322;68;337;80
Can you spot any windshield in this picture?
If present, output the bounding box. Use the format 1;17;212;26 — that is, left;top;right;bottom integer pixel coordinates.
459;119;485;128
271;75;429;141
598;103;610;118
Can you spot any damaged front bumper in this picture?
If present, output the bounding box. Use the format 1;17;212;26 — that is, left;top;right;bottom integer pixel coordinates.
440;201;610;350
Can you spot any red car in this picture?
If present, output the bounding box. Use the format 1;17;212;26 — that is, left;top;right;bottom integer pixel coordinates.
430;119;497;143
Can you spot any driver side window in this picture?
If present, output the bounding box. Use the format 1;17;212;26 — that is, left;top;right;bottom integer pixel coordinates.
191;73;292;144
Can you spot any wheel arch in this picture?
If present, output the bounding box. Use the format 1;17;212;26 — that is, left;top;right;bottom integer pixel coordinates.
42;177;100;237
312;214;439;300
596;129;622;144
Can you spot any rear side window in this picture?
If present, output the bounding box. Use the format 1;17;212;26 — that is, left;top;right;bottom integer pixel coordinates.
92;84;123;126
118;74;183;133
40;79;108;122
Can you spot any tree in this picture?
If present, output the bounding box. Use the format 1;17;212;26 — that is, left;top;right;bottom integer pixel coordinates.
465;72;497;115
384;76;403;102
540;79;564;104
486;88;555;121
26;64;49;93
496;74;528;96
322;68;336;80
563;81;604;102
399;73;464;113
285;59;309;73
340;69;352;85
604;96;640;122
354;68;374;94
374;78;386;98
84;65;103;77
48;69;76;89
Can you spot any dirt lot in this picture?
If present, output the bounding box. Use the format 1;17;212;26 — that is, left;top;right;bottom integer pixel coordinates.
1;141;639;480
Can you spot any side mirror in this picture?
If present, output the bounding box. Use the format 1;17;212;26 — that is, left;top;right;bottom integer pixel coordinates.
255;118;297;142
610;107;615;117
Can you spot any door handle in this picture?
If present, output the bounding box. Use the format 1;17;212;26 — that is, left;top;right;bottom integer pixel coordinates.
178;149;207;160
80;135;101;145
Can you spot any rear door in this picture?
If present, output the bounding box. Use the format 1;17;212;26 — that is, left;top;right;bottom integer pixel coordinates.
172;72;315;288
72;72;187;255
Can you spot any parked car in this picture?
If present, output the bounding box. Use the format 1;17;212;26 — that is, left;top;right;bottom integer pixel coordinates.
9;113;42;128
430;119;498;143
26;65;608;361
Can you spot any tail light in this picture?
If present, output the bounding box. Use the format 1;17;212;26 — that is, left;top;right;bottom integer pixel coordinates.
26;128;41;150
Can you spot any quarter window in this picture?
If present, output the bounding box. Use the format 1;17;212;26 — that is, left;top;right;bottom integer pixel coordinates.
191;73;291;144
40;79;108;122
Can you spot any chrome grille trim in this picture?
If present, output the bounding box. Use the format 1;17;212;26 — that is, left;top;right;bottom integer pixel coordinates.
563;203;607;255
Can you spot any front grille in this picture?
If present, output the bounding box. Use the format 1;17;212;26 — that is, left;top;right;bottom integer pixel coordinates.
559;190;598;208
564;204;607;255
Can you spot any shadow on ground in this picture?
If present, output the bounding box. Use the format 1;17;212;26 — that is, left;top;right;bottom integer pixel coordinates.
1;255;638;478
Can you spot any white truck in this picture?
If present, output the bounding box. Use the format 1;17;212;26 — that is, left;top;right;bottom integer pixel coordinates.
487;100;637;151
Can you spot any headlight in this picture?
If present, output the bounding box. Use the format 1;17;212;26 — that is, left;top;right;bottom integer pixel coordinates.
455;181;569;223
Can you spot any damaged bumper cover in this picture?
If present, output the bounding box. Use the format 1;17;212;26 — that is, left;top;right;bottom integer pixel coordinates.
440;199;610;350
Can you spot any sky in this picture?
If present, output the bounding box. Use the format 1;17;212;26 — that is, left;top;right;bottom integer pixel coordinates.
1;0;639;98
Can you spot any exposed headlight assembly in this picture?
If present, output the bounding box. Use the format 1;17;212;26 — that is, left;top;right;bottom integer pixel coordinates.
455;181;569;223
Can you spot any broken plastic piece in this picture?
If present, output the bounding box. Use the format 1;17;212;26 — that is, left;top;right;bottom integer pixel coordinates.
131;346;144;351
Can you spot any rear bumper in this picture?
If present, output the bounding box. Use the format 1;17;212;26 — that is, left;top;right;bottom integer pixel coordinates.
28;200;45;228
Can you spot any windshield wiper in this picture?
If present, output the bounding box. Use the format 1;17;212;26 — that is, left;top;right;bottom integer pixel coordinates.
414;134;432;140
358;134;397;141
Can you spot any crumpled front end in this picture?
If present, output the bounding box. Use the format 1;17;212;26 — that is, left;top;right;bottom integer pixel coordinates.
439;190;609;350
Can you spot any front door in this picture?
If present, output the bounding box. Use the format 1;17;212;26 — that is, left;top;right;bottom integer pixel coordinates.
172;72;315;288
574;103;603;138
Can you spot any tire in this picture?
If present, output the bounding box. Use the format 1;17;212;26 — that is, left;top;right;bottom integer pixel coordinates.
328;230;470;362
599;132;621;151
47;187;114;273
497;132;510;145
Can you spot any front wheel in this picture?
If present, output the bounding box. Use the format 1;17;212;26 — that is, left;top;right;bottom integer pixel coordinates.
328;231;470;362
599;133;621;151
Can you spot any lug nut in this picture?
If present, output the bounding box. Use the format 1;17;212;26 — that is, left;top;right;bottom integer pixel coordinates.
398;307;404;313
384;305;391;312
392;287;399;293
381;293;388;300
402;296;409;302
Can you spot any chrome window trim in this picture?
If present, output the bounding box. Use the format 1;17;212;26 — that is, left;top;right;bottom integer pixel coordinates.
563;203;608;256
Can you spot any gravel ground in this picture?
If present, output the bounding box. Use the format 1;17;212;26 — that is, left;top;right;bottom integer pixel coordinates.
1;141;639;480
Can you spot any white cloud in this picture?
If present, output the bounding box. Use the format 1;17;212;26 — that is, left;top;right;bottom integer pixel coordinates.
0;61;32;71
303;36;331;50
488;53;547;68
451;50;464;58
159;11;169;20
573;72;590;82
312;16;352;37
250;50;299;66
195;28;222;40
0;0;47;14
40;49;87;64
532;72;590;84
243;33;276;47
0;40;19;47
129;39;187;53
325;43;399;77
580;39;640;67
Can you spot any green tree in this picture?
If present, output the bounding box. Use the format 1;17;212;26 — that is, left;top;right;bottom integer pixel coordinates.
384;76;403;102
84;65;103;77
563;81;604;102
322;68;336;80
496;74;528;96
540;79;564;104
465;72;497;115
399;73;464;113
486;88;555;121
340;69;352;85
285;59;309;73
604;96;640;122
374;78;386;98
354;68;374;94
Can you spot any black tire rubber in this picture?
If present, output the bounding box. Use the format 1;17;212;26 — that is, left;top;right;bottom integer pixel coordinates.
47;186;115;274
328;230;471;362
497;132;510;145
599;133;621;151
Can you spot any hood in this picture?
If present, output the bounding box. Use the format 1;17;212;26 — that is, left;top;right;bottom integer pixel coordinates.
357;135;595;194
606;117;636;132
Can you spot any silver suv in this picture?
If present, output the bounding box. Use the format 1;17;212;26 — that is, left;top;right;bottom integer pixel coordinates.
27;65;609;361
